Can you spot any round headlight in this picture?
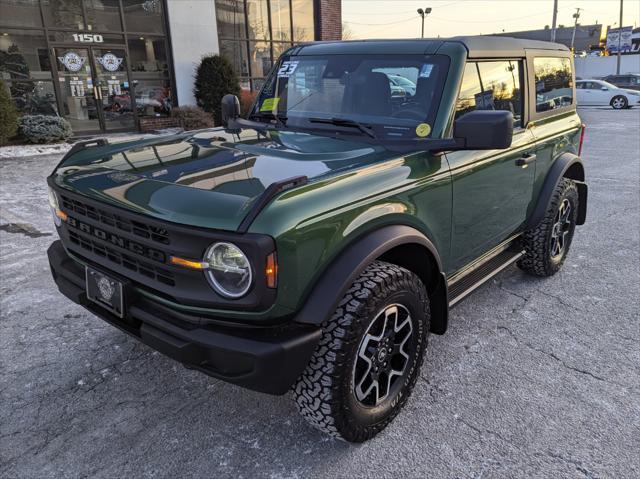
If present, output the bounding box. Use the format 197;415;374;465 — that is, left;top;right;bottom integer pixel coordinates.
204;242;252;298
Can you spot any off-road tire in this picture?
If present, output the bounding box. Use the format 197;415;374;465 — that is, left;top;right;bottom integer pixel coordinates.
611;95;628;109
293;261;430;442
518;178;579;276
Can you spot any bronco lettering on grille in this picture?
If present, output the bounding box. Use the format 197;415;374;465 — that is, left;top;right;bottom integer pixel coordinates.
67;216;165;263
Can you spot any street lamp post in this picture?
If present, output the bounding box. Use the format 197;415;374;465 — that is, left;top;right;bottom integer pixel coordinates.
417;7;432;38
570;8;581;53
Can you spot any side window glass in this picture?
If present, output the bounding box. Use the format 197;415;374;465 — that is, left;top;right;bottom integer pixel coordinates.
533;57;573;112
455;62;482;119
477;61;523;127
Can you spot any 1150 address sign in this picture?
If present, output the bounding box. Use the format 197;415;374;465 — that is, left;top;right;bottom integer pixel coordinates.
72;33;104;43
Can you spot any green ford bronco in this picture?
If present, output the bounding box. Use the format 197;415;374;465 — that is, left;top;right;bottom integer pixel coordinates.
47;36;587;442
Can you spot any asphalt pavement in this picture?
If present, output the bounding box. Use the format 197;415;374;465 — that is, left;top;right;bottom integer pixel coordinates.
1;108;638;478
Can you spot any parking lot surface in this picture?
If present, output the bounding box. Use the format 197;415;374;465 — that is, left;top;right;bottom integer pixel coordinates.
1;108;639;478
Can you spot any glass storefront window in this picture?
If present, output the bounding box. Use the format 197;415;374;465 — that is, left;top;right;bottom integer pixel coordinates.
122;0;165;33
132;79;171;117
41;0;85;30
220;40;250;77
215;0;247;40
246;0;270;40
0;0;42;28
216;0;316;87
128;37;168;73
292;0;314;41
249;41;272;78
0;30;51;80
85;0;123;31
5;80;58;115
272;42;293;62
270;0;291;42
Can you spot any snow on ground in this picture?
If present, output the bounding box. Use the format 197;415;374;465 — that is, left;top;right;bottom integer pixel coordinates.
0;128;184;159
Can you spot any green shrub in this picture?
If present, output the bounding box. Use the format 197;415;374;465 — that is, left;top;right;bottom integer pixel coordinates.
194;55;241;125
0;79;18;145
171;106;214;131
19;115;72;144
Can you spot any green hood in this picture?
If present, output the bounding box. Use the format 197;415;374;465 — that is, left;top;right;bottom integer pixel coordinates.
51;129;395;231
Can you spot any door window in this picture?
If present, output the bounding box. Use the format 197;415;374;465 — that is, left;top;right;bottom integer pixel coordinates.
533;57;573;112
455;60;523;127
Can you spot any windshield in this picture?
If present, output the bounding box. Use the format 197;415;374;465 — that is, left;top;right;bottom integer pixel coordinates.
251;54;449;141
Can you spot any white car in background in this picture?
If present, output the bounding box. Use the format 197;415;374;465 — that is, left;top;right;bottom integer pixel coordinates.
576;79;640;109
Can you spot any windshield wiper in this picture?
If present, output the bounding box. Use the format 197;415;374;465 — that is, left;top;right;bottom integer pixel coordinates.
308;117;377;139
250;112;287;128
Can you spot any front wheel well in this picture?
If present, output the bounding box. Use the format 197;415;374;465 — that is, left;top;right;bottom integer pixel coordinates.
377;242;448;335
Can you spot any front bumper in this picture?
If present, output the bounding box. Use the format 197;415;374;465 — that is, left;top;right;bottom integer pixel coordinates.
48;240;321;395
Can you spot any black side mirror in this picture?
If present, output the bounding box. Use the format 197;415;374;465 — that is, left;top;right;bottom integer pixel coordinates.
601;87;608;91
221;94;241;127
453;110;513;150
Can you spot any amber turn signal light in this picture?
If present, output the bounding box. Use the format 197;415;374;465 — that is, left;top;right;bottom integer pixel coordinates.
55;210;68;222
265;252;278;288
170;256;206;270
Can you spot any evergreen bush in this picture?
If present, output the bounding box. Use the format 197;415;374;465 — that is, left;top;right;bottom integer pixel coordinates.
19;115;72;144
194;55;241;125
0;79;18;145
171;106;214;131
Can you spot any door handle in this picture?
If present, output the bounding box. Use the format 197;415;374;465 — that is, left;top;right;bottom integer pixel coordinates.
516;153;536;167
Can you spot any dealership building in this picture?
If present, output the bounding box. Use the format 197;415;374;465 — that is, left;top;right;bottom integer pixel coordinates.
0;0;341;134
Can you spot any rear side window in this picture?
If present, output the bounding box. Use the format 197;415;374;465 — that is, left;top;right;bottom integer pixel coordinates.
455;60;523;127
533;57;573;112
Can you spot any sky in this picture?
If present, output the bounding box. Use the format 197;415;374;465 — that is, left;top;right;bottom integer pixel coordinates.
341;0;639;40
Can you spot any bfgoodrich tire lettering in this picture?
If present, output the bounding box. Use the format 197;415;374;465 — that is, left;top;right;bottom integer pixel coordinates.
518;178;579;276
292;261;430;442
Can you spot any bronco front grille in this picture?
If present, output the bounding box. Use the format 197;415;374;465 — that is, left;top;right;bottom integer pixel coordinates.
60;194;170;245
68;229;175;286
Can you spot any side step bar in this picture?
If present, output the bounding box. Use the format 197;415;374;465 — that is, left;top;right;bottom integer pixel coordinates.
448;248;525;307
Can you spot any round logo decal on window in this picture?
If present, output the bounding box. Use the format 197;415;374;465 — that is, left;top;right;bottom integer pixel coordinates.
58;52;86;72
97;53;123;72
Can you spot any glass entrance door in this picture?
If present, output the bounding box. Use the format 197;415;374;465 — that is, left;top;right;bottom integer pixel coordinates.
54;47;101;133
54;46;134;133
91;48;135;131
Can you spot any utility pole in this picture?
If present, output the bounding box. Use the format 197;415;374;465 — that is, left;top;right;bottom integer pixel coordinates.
570;8;581;53
417;7;432;38
616;0;624;74
551;0;559;42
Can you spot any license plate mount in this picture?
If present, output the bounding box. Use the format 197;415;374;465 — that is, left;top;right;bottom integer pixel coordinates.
86;266;125;318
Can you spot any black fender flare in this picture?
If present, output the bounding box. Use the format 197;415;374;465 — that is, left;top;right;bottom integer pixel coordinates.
294;225;449;334
526;152;587;229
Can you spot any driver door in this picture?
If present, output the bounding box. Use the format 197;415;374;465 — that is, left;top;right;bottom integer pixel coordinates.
445;60;536;273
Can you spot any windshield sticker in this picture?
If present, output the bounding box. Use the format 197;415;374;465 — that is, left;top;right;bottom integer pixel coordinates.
260;97;280;112
277;61;299;78
415;123;432;138
419;64;434;78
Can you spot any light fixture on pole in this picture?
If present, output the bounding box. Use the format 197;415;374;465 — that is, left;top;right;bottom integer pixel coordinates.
570;8;582;53
417;7;432;38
